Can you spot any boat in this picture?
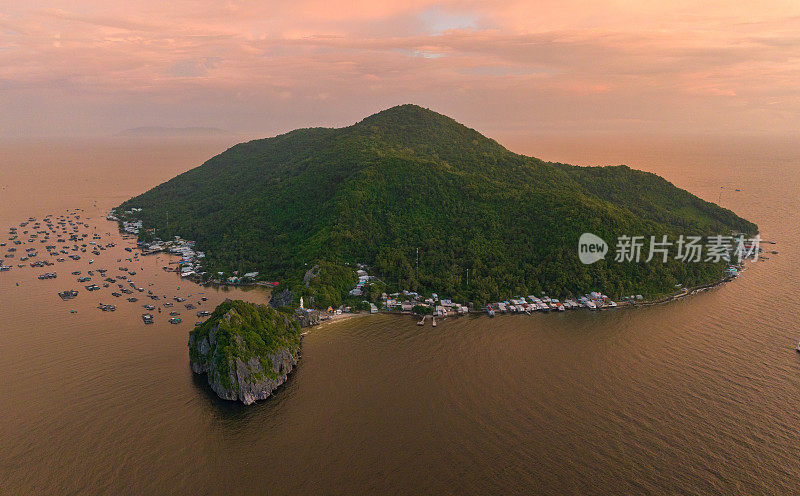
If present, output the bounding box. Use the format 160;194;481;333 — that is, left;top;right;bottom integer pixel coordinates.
432;317;437;327
417;316;425;326
487;305;495;318
168;317;182;324
142;313;154;324
796;341;800;353
58;290;78;300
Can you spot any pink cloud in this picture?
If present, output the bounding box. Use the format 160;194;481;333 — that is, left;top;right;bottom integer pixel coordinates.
1;1;799;136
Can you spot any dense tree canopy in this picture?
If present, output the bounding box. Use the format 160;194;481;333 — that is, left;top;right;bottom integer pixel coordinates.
118;104;757;305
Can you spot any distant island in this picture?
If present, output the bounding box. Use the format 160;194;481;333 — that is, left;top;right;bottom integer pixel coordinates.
115;104;757;308
117;126;230;138
188;299;302;404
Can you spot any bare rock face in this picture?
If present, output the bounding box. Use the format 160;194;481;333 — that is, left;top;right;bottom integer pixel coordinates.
188;300;302;405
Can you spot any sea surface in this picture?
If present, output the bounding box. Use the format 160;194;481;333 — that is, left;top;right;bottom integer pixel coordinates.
0;135;798;495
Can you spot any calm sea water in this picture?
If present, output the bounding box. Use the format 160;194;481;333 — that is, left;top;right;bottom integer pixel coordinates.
0;135;798;495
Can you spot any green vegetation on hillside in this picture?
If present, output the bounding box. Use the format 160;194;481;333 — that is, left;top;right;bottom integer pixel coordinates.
119;104;757;304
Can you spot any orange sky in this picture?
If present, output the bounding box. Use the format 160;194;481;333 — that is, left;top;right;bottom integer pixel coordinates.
1;0;799;137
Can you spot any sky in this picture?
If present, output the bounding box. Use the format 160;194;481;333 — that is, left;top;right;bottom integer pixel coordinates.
1;0;799;138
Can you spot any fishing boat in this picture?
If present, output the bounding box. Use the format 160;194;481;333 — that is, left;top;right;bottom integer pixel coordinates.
487;305;495;318
796;341;800;353
417;316;425;326
168;317;182;324
58;290;78;300
142;313;154;324
432;317;437;327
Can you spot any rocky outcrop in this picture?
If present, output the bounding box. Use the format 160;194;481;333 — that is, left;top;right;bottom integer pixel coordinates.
268;288;294;308
188;300;302;405
295;308;321;328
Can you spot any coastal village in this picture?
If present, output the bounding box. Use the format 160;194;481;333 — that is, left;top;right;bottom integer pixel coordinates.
1;206;758;329
111;209;639;323
40;207;752;328
0;203;756;331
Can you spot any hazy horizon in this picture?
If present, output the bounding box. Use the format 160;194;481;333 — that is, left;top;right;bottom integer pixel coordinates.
3;1;800;139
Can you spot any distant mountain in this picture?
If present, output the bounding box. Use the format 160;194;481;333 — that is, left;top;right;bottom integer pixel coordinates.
117;126;229;137
117;104;756;304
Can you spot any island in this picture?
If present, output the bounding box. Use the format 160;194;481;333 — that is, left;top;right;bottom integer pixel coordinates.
188;299;302;405
115;104;757;310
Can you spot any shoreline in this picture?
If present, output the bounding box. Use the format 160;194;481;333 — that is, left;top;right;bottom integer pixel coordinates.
311;311;372;330
304;271;745;329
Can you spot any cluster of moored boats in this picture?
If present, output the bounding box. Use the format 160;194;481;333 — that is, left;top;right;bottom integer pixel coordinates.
486;292;619;317
1;209;217;327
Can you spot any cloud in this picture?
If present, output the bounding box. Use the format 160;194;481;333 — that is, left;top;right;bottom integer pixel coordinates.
166;57;222;78
1;0;799;136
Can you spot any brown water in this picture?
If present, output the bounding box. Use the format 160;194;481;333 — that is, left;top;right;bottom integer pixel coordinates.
1;135;799;495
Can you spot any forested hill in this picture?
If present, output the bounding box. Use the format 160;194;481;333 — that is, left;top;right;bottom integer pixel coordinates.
117;104;757;304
